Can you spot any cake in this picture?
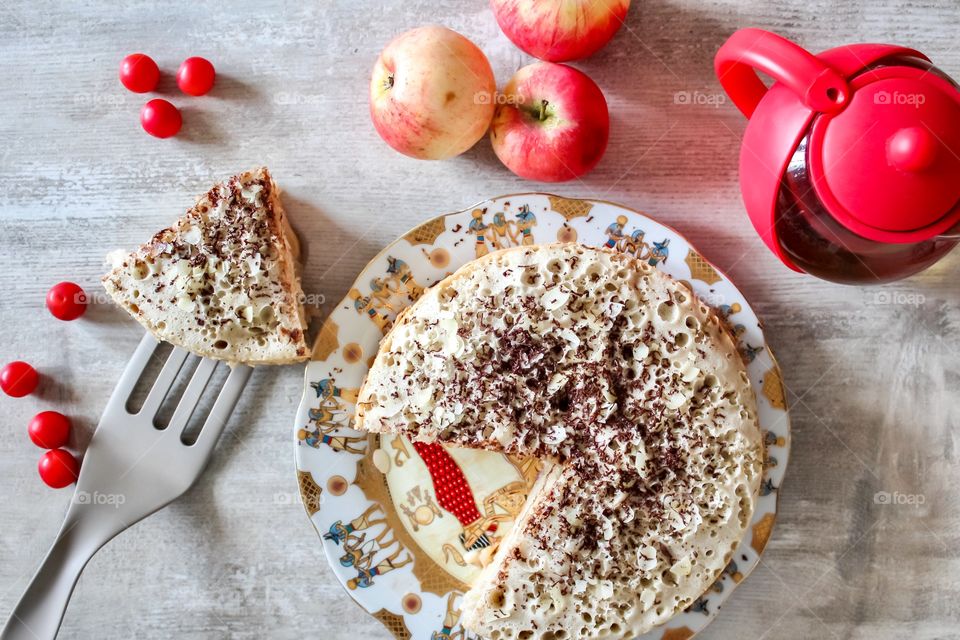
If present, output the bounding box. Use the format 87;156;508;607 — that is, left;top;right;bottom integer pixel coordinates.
355;243;763;639
102;167;309;365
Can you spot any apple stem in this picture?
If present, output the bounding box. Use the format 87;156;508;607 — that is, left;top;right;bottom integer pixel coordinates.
385;74;395;91
537;99;549;121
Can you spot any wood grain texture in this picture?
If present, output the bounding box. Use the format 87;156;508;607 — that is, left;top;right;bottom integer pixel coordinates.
0;1;958;638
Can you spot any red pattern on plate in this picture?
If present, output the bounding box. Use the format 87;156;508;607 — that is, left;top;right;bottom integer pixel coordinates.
411;441;482;526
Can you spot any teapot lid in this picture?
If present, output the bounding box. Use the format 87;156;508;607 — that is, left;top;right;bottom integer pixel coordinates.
808;66;960;242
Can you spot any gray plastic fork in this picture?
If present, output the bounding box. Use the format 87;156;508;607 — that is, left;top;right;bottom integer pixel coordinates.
0;334;252;640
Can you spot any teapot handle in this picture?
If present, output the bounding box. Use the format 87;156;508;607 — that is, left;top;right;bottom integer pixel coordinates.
715;28;850;118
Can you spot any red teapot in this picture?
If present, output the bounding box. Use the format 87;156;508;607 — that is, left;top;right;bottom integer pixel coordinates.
715;28;960;284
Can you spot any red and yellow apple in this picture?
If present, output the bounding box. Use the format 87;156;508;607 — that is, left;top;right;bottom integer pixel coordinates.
490;62;609;182
490;0;631;62
370;26;496;160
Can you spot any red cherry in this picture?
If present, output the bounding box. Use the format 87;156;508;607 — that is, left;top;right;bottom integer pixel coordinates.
176;57;216;96
46;281;88;321
0;361;38;398
140;99;182;138
119;53;160;93
28;411;72;449
38;449;80;489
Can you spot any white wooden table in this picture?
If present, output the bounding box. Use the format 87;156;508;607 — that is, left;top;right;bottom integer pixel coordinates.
1;1;958;638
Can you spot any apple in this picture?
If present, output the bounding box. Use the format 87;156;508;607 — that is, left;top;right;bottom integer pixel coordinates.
490;0;631;62
490;62;609;182
370;25;496;160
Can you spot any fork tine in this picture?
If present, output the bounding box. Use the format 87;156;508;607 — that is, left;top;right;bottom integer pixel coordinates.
139;347;190;415
167;357;218;432
106;334;159;410
193;365;253;449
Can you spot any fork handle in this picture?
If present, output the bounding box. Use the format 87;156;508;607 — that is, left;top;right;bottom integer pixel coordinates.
1;511;115;640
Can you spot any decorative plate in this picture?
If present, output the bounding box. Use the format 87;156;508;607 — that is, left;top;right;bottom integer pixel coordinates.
293;194;790;640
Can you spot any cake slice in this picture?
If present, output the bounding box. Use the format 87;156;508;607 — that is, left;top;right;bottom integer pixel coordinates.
103;167;309;365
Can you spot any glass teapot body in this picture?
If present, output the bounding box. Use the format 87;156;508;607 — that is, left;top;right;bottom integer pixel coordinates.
777;143;959;284
778;56;960;283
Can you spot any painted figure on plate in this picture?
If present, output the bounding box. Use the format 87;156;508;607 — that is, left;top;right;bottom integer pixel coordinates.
298;378;365;454
324;504;387;545
648;238;670;266
489;210;516;249
623;228;647;255
467;209;490;258
515;204;537;246
349;288;391;331
604;215;628;249
369;276;400;312
739;343;763;363
605;217;669;266
468;203;537;258
387;256;425;300
348;256;425;332
324;504;413;590
432;592;472;640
